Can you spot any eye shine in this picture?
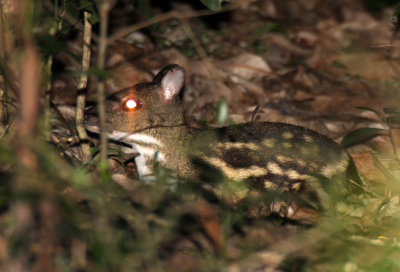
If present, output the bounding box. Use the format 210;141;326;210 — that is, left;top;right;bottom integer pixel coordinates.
125;99;137;110
85;64;362;222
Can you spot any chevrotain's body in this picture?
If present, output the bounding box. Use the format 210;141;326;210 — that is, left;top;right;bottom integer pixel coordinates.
86;64;359;221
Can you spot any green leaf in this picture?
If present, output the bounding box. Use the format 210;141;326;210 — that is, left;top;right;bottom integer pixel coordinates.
200;0;228;10
332;60;347;69
98;159;111;182
135;0;155;18
383;107;400;115
388;115;400;124
80;0;99;24
35;34;66;56
71;167;92;188
87;67;114;80
355;106;382;118
355;106;379;114
394;2;400;16
216;97;228;125
341;127;385;148
256;23;285;35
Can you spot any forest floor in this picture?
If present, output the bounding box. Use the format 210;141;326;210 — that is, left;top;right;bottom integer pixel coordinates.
2;0;400;271
51;0;400;271
53;0;400;178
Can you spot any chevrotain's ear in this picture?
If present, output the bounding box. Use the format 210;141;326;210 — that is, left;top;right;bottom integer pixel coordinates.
154;64;185;103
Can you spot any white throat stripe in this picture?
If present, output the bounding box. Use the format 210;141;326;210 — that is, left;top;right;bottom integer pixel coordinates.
126;133;163;146
108;131;163;147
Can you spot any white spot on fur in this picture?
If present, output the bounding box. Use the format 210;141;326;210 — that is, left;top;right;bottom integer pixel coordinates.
303;135;313;142
282;132;293;139
321;156;349;178
263;138;275;148
291;182;302;191
282;142;292;149
267;162;283;175
264;181;278;190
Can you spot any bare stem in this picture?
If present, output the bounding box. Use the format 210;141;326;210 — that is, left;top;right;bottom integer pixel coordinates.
75;11;92;163
0;1;9;136
387;117;400;162
9;0;42;271
44;0;100;43
107;3;237;43
97;1;114;166
179;16;228;91
44;52;53;141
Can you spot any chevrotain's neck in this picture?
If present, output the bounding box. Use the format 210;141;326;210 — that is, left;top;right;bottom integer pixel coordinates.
118;122;195;181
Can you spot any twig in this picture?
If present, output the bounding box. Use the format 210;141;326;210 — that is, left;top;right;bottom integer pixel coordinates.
179;16;229;93
369;42;400;48
387;117;400;163
43;12;58;141
97;0;115;167
0;1;7;135
44;0;99;43
44;59;52;141
18;44;40;139
75;11;92;163
0;1;19;106
107;4;237;43
251;105;260;122
45;1;235;46
10;0;42;271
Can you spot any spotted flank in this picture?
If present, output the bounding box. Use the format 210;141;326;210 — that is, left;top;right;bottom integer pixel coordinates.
201;138;347;188
262;138;275;148
193;123;353;219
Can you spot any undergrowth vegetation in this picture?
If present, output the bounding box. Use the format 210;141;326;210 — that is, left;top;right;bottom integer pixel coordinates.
1;0;400;271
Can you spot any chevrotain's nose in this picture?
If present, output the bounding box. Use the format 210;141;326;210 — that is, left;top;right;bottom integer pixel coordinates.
84;106;100;133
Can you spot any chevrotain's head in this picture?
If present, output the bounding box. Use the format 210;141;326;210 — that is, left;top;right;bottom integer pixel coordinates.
85;64;186;135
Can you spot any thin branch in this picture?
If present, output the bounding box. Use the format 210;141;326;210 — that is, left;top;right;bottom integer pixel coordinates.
18;44;40;139
44;58;52;141
0;1;19;100
0;1;7;135
387;117;400;163
369;42;400;48
0;58;20;97
97;0;115;166
9;0;41;271
44;0;99;43
75;11;92;163
43;19;58;141
107;3;237;43
179;16;229;92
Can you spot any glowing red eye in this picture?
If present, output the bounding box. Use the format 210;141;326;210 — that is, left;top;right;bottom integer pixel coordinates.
125;99;137;110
